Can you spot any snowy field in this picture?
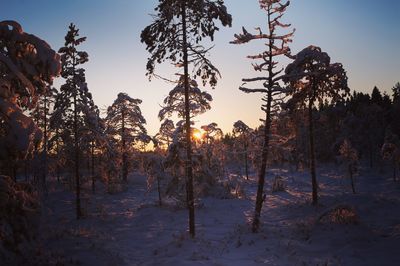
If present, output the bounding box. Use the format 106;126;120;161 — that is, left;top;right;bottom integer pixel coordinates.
39;165;400;266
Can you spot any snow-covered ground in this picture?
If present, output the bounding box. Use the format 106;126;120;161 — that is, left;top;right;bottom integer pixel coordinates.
39;165;400;265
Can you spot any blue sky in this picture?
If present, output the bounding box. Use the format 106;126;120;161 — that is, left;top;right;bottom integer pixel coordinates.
1;0;399;135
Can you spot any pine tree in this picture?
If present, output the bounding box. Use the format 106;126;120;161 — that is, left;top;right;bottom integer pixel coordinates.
393;82;400;103
158;77;213;121
158;78;213;206
155;119;175;150
53;23;94;219
230;0;294;232
105;93;147;182
232;120;252;180
141;0;231;237
339;139;358;193
30;86;58;191
284;45;349;205
201;122;223;169
80;104;104;192
390;82;400;138
141;0;232;237
381;130;400;181
0;20;60;179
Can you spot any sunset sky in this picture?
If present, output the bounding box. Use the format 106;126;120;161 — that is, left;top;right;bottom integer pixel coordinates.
2;0;399;136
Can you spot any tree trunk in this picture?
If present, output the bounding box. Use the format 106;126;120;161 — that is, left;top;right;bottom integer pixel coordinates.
181;1;195;238
56;129;60;183
157;172;162;206
252;91;272;232
74;88;82;219
24;160;28;182
349;165;356;194
244;141;249;180
252;8;273;233
91;142;95;193
122;109;127;182
308;99;318;205
12;163;16;182
73;47;82;219
368;139;373;168
43;92;48;194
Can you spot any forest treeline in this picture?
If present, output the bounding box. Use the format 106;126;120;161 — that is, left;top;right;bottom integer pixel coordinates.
1;0;400;263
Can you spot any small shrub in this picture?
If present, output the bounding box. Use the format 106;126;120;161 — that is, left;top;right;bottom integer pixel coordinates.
271;175;286;192
0;175;40;264
318;205;359;225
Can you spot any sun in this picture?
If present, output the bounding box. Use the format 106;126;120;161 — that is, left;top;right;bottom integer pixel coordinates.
193;130;203;140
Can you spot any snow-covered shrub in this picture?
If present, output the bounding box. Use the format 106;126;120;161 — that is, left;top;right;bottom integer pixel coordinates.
271;175;286;192
222;174;246;199
318;205;359;225
143;153;165;205
0;176;40;263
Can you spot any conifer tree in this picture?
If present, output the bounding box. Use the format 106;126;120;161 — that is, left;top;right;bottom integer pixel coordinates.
339;139;358;193
155;119;175;149
284;45;349;205
53;23;94;219
141;1;231;236
158;77;212;121
230;0;294;232
105;93;147;182
232;120;252;180
381;130;400;181
31;86;58;191
393;82;400;103
201;122;223;169
0;20;60;179
80;104;103;192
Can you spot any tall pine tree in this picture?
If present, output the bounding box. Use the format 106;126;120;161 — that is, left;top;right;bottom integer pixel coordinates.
230;0;294;232
141;0;232;237
53;23;95;219
284;45;349;205
105;93;147;182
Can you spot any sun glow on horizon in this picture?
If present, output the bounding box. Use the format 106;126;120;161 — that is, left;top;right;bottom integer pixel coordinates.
192;130;203;141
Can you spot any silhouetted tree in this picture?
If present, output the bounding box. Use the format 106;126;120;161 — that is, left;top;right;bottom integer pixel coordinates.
31;86;58;191
201;122;223;169
0;20;60;180
155;119;175;149
53;23;94;219
339;139;358;193
230;0;294;232
232;120;252;180
284;45;349;205
382;130;400;181
105;93;147;182
141;1;231;237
